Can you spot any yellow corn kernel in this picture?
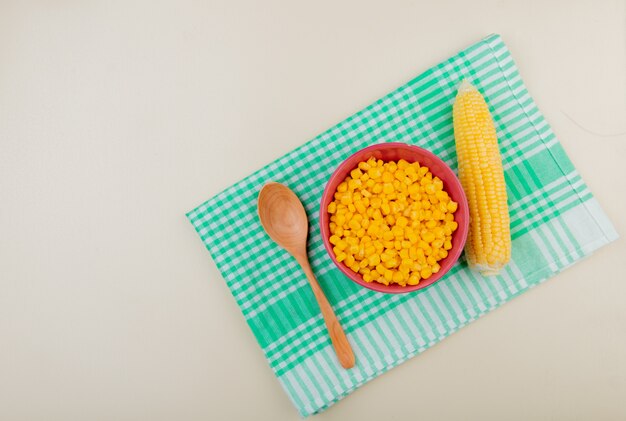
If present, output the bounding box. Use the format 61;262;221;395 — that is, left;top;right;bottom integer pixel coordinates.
433;177;443;191
368;254;381;266
363;273;372;282
376;264;386;275
398;263;411;274
395;216;408;228
384;258;399;269
453;80;511;275
446;221;458;232
350;168;363;179
444;240;452;250
397;159;409;169
382;183;394;194
384;269;394;282
406;232;418;244
329;235;340;245
420;267;432;279
436;190;449;201
336;252;347;262
328;202;337;214
421;231;435;243
368;167;382;179
407;273;421;285
392;271;405;284
349;178;362;190
381;231;393;241
357;246;366;260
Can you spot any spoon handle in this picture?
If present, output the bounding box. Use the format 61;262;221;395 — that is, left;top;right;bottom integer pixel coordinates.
296;255;355;369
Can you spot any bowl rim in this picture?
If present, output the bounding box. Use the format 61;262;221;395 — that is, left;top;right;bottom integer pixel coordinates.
319;142;469;294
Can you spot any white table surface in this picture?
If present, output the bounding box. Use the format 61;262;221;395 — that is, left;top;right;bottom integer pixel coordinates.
1;1;625;420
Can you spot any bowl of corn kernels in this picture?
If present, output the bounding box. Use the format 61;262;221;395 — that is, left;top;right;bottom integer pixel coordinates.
320;142;469;293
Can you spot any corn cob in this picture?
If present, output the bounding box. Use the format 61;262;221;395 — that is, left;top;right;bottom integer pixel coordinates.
453;80;511;276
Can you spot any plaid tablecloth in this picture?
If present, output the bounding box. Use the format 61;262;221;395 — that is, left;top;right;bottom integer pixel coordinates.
187;34;618;417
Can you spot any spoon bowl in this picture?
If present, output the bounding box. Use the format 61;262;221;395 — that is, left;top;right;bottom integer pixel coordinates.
257;183;308;255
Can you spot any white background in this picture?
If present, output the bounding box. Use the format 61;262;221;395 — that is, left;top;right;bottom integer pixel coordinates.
1;1;625;420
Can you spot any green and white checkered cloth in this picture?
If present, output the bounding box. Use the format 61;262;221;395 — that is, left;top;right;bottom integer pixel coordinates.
187;34;618;417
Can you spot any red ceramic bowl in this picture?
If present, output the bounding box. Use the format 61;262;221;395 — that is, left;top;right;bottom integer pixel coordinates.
320;143;469;293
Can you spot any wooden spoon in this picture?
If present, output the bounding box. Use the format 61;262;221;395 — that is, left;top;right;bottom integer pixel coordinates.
258;182;355;369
